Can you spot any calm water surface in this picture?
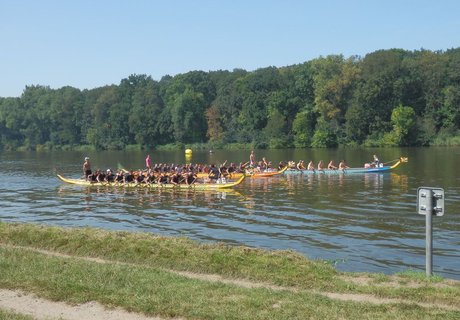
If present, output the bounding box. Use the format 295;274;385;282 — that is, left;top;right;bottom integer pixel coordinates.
1;147;459;279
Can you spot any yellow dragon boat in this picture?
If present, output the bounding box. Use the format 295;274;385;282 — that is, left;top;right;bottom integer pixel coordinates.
249;166;288;177
57;174;246;190
196;166;287;179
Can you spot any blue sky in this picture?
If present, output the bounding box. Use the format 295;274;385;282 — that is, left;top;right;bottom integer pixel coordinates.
1;0;459;97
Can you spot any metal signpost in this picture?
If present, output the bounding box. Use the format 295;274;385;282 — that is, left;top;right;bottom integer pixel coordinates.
417;187;445;276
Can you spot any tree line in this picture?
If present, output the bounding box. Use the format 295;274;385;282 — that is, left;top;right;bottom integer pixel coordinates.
1;48;459;151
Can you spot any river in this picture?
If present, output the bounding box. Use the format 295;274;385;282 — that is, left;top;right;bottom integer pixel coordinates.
0;147;459;279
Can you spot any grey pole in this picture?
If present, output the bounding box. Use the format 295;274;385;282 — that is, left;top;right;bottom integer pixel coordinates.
425;190;433;276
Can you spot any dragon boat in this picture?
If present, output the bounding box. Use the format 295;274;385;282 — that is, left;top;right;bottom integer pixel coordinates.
248;166;288;177
57;173;246;190
196;166;287;179
284;157;408;175
196;172;245;179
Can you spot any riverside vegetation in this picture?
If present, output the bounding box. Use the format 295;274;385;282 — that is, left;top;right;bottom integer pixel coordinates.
0;48;460;152
0;222;459;319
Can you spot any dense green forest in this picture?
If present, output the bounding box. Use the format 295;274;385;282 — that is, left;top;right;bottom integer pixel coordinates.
1;48;459;151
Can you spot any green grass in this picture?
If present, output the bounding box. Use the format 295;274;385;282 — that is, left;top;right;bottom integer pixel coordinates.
0;223;339;290
0;222;459;319
396;269;445;282
0;309;35;320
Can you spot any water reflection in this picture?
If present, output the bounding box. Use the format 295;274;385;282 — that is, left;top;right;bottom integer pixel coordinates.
58;185;242;207
283;172;408;193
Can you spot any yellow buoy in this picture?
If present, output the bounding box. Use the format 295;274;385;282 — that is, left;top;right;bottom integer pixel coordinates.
185;148;192;154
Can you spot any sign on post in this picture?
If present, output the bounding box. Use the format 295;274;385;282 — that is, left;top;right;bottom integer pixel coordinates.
417;187;445;216
416;187;445;276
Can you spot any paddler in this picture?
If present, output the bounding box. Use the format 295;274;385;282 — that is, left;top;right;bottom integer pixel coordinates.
317;160;324;170
338;160;349;170
208;164;220;181
327;160;338;170
296;160;306;170
185;170;197;185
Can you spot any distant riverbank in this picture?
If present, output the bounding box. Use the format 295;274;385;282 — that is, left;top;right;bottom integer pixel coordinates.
0;222;459;319
9;135;460;153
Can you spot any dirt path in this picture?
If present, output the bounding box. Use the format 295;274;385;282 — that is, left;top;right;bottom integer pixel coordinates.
0;289;167;320
1;243;459;319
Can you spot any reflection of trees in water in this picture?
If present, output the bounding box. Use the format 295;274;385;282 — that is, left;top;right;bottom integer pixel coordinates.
285;175;296;191
242;177;277;213
389;173;409;192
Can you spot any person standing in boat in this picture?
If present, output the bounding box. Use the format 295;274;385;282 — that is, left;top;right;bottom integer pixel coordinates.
145;154;152;170
249;150;256;167
372;154;380;167
83;157;91;181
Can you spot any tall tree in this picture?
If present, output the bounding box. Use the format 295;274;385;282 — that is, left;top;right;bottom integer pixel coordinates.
311;55;360;145
128;76;164;147
170;88;207;143
49;86;84;146
292;104;318;148
346;49;408;144
20;85;54;148
385;105;416;146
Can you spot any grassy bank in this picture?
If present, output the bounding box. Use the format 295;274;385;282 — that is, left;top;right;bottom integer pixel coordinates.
0;222;459;319
0;309;34;320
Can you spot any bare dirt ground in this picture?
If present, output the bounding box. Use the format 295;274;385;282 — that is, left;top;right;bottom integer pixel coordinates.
0;289;167;320
1;244;459;319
